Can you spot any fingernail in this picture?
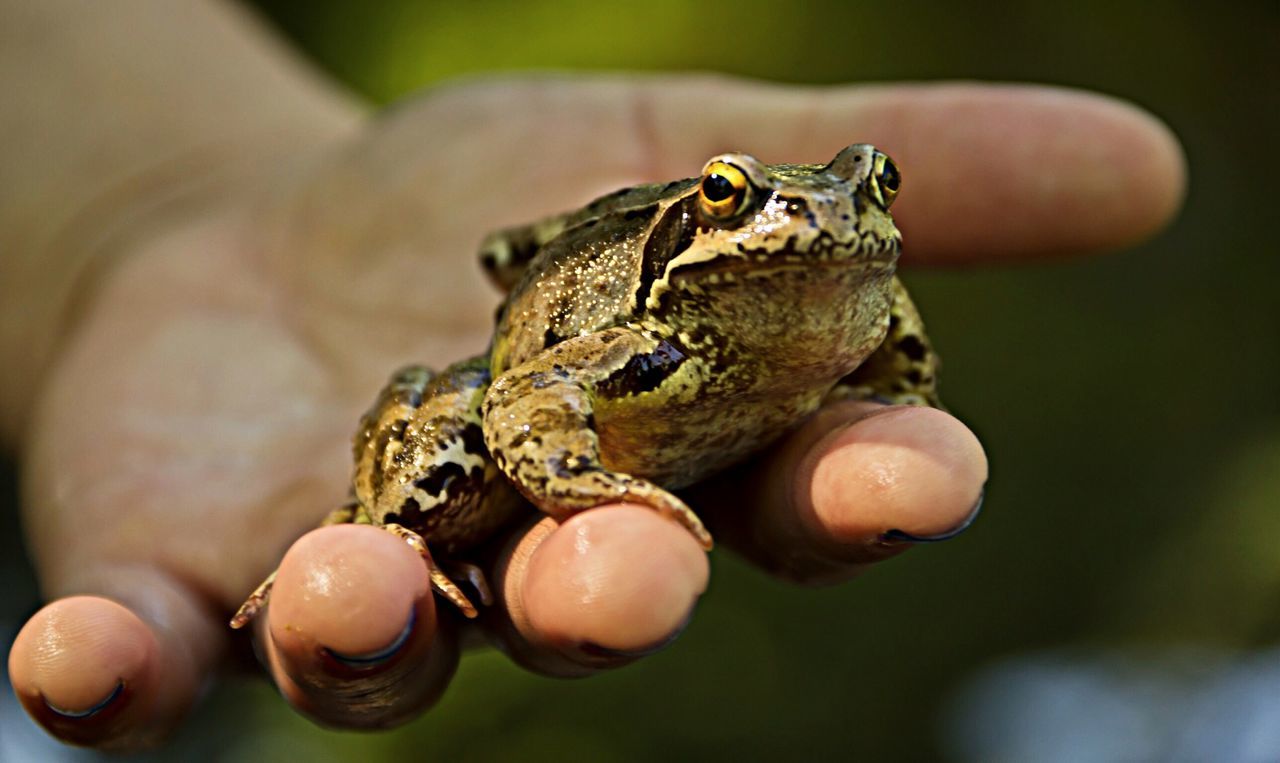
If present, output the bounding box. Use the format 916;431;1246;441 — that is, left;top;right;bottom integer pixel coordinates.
882;488;985;544
43;681;125;720
577;606;696;660
323;608;416;669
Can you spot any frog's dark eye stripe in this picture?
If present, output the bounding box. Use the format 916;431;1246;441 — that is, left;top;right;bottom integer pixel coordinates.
698;161;750;219
871;152;901;208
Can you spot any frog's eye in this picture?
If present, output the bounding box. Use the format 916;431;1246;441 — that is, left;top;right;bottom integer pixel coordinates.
699;161;751;219
872;153;901;208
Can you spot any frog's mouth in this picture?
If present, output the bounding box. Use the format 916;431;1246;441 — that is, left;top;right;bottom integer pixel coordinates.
668;243;897;283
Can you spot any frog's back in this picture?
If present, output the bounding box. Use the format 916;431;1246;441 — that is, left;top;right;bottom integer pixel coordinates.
488;188;693;373
479;179;698;295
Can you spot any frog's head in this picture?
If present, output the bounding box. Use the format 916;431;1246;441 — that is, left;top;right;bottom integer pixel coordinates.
644;144;903;374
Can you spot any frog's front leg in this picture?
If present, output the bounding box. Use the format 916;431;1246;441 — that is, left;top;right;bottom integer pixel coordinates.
483;327;713;550
829;276;942;408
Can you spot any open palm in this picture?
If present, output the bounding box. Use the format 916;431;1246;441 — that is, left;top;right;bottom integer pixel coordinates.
8;76;1182;748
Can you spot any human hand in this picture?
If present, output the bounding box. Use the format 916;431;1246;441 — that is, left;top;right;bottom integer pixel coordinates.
6;75;1183;749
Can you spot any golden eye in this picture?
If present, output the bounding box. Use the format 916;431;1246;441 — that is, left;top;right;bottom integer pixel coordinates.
699;161;750;219
873;153;901;208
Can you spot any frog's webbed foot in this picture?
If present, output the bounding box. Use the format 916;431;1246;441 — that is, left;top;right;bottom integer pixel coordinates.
384;523;479;619
828;275;943;409
484;327;713;551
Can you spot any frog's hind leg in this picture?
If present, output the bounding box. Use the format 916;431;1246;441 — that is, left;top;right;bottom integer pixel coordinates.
827;275;943;408
358;358;523;619
320;487;488;616
320;498;363;526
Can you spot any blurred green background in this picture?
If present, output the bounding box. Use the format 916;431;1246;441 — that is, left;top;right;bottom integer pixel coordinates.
3;0;1277;759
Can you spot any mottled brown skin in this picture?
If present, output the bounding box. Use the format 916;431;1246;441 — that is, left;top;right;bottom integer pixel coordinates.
347;358;523;554
232;143;940;628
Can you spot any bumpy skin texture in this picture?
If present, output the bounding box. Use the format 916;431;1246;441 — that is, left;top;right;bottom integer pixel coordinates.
349;358;524;554
234;143;941;626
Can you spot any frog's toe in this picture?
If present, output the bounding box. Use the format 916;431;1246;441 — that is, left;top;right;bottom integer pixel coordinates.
646;496;713;551
230;570;277;629
677;508;714;551
442;561;494;607
428;567;479;618
601;482;713;550
384;522;482;618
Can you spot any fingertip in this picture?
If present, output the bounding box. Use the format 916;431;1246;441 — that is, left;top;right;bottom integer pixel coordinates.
803;405;988;544
8;596;158;748
505;505;708;668
1098;95;1187;249
843;82;1187;261
525;505;707;652
263;524;456;727
990;86;1187;254
7;563;224;751
703;401;988;583
268;525;431;658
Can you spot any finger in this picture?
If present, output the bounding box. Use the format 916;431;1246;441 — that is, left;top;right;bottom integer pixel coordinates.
697;402;987;584
627;78;1187;262
481;505;709;677
412;76;1184;263
7;568;221;751
257;524;458;729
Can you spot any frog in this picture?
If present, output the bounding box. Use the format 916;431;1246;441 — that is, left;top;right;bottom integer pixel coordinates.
230;143;940;629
